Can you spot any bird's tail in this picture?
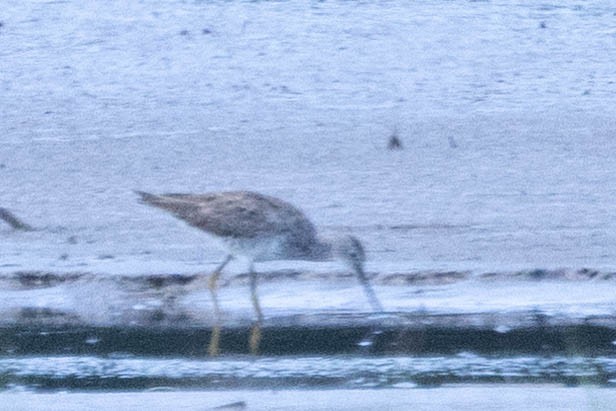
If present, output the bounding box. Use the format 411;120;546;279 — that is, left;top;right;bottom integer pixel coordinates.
134;190;160;205
134;190;200;220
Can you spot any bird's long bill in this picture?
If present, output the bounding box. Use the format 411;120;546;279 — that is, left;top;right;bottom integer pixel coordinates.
353;262;384;313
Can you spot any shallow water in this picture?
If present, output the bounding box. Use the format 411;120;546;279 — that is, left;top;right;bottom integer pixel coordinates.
3;354;616;391
3;387;616;411
1;0;616;395
1;0;616;274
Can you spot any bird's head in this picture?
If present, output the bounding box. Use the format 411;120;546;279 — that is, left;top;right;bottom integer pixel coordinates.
331;234;382;312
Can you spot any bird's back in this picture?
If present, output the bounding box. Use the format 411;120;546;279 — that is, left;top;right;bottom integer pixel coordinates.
136;191;324;259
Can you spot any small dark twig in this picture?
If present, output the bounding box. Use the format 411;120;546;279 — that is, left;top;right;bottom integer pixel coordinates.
0;207;34;231
388;133;403;150
211;401;247;410
448;135;458;149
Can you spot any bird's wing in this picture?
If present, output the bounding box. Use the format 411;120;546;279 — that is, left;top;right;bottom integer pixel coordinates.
136;191;319;242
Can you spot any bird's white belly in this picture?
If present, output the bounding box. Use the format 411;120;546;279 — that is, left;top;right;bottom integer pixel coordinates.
222;236;285;261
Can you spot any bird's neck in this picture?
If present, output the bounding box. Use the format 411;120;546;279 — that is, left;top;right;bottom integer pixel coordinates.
309;238;334;261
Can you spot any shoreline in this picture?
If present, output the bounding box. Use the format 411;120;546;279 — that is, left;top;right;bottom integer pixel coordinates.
2;385;615;411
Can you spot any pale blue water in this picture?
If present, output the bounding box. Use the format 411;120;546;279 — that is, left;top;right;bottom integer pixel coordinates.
3;354;616;390
1;0;616;394
1;0;616;274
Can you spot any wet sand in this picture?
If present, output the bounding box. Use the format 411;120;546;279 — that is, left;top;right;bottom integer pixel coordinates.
2;385;614;411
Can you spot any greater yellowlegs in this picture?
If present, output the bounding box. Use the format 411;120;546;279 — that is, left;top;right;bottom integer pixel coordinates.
136;190;383;354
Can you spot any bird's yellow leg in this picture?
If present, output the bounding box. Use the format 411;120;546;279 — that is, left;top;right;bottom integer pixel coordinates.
207;255;232;356
208;325;221;357
249;265;263;355
249;324;261;355
208;269;221;356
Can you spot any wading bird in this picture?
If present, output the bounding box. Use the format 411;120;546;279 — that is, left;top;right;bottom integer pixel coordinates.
136;190;383;355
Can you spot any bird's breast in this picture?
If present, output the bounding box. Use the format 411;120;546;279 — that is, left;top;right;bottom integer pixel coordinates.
222;235;287;261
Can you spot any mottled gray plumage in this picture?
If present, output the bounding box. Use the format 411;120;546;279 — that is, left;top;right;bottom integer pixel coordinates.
135;190;331;261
